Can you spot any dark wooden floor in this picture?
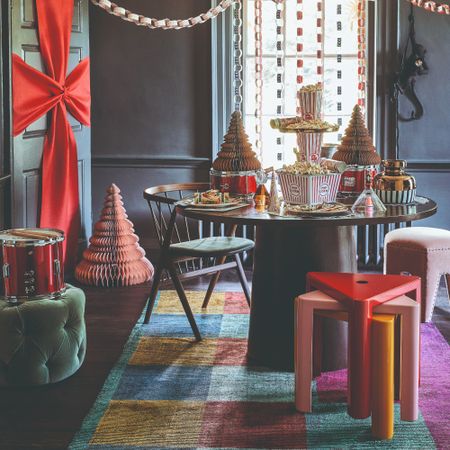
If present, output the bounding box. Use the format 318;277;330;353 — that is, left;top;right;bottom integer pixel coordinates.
0;282;152;450
0;271;448;450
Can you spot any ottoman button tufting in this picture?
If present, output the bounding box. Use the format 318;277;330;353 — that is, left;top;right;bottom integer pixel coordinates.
0;284;87;386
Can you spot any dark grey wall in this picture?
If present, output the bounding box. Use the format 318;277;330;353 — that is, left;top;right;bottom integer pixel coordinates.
397;3;450;228
89;1;212;249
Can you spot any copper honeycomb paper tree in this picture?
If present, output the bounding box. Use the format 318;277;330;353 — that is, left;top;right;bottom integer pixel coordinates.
75;184;154;287
333;104;381;166
212;111;262;172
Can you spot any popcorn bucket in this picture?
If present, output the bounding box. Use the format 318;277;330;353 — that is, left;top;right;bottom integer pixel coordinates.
296;132;323;163
297;90;323;120
277;171;342;206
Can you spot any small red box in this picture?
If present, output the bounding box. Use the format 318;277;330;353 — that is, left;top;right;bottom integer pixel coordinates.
210;170;257;196
339;165;377;194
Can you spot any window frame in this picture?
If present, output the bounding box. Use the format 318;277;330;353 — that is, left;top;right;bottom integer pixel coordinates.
211;0;378;161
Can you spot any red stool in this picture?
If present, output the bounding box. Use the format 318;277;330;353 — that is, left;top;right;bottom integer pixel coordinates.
294;291;420;423
306;272;421;419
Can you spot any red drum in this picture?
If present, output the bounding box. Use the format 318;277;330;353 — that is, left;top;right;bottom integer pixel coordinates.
210;170;258;198
0;228;65;303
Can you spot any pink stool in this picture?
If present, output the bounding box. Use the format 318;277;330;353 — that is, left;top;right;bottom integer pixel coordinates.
294;290;420;422
384;227;450;322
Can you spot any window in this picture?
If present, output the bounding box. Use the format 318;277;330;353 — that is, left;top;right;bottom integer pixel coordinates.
237;0;374;168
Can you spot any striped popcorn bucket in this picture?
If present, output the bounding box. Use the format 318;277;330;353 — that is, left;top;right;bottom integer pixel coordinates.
375;189;416;205
297;90;323;120
296;132;323;163
277;172;342;206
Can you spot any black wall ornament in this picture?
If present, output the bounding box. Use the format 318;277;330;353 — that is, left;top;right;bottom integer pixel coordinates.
393;5;429;123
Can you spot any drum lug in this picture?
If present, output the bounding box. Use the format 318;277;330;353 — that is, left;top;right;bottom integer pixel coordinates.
2;263;9;278
54;259;61;275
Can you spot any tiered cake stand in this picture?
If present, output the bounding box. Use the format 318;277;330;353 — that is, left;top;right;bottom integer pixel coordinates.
271;88;341;206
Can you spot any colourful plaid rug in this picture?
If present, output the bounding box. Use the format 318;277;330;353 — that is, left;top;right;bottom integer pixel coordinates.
70;290;450;449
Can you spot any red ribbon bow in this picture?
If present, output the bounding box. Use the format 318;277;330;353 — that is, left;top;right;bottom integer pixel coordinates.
12;0;91;270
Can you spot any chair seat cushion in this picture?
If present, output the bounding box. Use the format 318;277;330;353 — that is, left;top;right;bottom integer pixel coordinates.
169;237;254;257
385;227;450;252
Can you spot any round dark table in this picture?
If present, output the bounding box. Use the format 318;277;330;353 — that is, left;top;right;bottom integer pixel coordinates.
177;196;437;371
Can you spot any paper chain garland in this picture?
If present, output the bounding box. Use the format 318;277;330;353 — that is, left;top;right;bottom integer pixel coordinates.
90;0;449;32
275;0;285;162
233;0;243;111
336;3;343;140
357;0;367;110
254;0;263;163
90;0;234;30
316;1;324;85
296;0;304;113
90;0;290;31
407;0;450;14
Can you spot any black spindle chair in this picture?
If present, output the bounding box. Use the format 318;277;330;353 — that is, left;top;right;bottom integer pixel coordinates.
143;183;254;340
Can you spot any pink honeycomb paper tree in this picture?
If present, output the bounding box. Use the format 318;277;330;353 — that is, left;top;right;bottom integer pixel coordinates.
75;184;154;287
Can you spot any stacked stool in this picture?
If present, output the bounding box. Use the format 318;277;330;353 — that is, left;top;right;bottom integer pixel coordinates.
295;272;421;440
384;226;450;322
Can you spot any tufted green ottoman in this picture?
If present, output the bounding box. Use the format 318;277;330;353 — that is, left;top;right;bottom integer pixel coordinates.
0;284;87;386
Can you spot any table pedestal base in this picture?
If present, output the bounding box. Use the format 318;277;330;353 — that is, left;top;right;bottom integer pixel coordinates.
248;225;357;371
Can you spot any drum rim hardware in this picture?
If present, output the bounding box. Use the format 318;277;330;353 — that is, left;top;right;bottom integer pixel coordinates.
2;286;68;304
0;228;64;247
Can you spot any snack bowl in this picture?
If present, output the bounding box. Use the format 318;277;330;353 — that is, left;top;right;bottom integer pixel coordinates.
277;171;342;206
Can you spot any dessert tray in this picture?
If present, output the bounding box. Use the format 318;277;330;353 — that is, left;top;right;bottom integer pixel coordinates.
284;202;350;216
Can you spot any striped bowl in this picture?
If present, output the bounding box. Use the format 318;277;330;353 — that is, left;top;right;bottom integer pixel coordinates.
375;189;416;205
278;171;342;206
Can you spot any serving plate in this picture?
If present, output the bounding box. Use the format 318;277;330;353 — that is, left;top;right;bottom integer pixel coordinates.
182;198;242;209
285;202;350;216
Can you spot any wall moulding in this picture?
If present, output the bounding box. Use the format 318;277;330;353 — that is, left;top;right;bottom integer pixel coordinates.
91;156;211;169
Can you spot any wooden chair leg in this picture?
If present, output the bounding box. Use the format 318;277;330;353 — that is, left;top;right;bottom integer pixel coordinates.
168;263;202;341
202;256;226;309
144;265;163;324
234;253;251;306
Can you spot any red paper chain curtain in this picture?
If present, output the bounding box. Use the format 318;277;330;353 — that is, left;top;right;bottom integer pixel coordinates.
12;0;91;271
296;0;304;114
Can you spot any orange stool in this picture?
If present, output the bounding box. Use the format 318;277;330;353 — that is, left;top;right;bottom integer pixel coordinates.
294;291;420;423
371;314;395;440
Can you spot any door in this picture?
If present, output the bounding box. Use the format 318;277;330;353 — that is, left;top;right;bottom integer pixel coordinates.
1;2;11;232
9;0;91;245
